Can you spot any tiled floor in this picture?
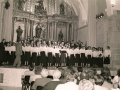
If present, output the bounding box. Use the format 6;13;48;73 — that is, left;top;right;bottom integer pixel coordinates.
0;86;21;90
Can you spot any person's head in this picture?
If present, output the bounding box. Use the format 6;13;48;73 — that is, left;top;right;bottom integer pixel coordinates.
91;68;97;75
77;67;83;73
34;66;42;75
79;79;93;90
87;70;95;79
94;74;104;86
40;69;49;78
66;72;76;83
117;69;120;77
58;68;65;79
52;70;61;79
80;71;89;80
29;65;34;71
18;26;21;28
106;46;110;49
2;39;6;43
101;67;111;82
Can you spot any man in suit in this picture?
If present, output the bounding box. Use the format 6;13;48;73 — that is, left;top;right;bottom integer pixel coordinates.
13;40;22;67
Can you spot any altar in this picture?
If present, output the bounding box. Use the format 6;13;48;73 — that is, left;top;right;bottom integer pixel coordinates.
12;0;79;42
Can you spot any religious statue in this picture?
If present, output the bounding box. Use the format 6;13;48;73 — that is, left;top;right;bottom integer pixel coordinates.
35;23;42;38
58;29;64;42
18;0;26;10
60;4;65;15
16;26;23;42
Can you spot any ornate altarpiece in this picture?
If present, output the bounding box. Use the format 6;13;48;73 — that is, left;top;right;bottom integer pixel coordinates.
12;0;78;42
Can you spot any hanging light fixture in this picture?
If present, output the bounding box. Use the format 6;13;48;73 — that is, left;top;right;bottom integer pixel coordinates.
111;0;115;7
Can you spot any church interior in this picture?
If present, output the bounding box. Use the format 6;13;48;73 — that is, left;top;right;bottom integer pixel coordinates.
0;0;120;90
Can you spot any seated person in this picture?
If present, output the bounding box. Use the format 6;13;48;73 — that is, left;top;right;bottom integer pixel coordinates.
94;74;108;90
24;65;35;77
31;69;52;90
29;66;42;83
110;82;120;90
55;70;79;90
112;69;120;84
87;70;95;84
101;67;113;89
42;70;63;90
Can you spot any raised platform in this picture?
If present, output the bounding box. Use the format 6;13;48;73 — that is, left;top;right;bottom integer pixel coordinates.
0;66;117;87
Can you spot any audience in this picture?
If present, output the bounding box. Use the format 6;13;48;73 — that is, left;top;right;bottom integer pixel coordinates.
22;65;120;90
29;66;42;83
42;70;63;90
31;68;52;90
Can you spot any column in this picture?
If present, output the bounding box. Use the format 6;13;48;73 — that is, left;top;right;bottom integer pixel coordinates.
71;22;74;41
66;22;69;41
54;21;57;41
88;0;97;47
30;20;33;40
47;22;50;40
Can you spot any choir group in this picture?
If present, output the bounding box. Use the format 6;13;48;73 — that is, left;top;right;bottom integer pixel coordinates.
0;37;111;67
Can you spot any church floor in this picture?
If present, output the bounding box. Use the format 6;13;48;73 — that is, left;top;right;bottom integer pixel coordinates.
0;86;21;90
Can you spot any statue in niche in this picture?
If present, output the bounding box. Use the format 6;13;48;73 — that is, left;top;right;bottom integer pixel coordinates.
35;0;46;15
60;4;65;15
35;23;42;38
58;29;64;42
18;0;26;10
16;26;23;42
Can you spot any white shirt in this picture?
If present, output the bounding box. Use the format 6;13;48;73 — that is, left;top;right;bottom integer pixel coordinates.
53;48;60;56
110;88;120;90
30;47;39;56
29;75;42;83
80;49;85;54
92;51;98;57
98;51;103;57
40;46;47;56
22;46;31;52
9;46;16;54
47;47;53;56
55;82;79;90
94;85;108;90
104;49;111;57
85;50;92;57
24;70;35;77
67;49;74;57
5;46;10;51
74;48;80;56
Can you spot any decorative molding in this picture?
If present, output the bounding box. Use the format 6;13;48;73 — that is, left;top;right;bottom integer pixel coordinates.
77;25;88;31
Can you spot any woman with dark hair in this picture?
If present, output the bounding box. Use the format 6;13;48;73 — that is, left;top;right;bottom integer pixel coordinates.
104;46;111;67
112;69;120;84
30;42;39;66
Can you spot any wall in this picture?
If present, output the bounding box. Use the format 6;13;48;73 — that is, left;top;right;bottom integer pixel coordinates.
77;26;88;44
96;15;120;69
